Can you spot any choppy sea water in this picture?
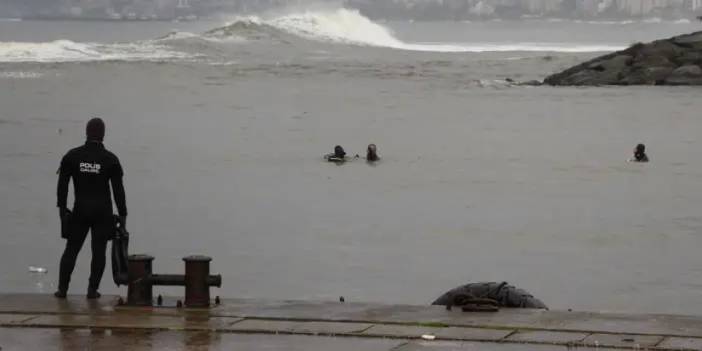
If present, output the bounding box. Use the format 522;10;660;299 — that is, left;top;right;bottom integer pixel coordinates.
1;10;702;314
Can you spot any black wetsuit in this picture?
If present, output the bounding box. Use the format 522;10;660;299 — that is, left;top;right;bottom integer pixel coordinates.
57;141;127;292
634;153;649;162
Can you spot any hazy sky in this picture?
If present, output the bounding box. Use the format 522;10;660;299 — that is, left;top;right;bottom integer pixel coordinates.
1;0;700;19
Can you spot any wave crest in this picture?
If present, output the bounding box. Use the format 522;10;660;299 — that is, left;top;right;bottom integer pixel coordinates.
205;17;282;42
209;9;624;53
266;9;405;47
209;9;405;48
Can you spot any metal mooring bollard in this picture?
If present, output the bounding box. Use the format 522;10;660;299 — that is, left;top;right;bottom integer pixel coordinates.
127;254;154;306
184;255;221;308
124;254;221;307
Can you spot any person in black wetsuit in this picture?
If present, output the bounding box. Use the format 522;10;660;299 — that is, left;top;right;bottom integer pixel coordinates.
55;118;127;299
325;145;348;163
631;143;649;163
366;144;379;162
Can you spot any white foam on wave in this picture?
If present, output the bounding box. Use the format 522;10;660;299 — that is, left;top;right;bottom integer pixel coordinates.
228;9;625;53
158;30;247;43
573;19;635;25
572;18;692;25
642;17;663;24
157;31;201;41
0;39;194;63
407;42;625;53
266;9;406;48
0;71;43;79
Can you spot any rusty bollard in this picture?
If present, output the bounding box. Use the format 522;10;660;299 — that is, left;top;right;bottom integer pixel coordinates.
127;254;154;306
184;255;217;308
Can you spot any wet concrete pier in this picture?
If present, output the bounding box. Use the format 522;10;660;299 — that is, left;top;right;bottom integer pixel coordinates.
1;293;702;350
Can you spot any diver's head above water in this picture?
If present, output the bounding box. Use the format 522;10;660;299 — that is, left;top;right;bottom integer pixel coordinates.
366;144;379;162
636;143;645;154
633;143;649;162
334;145;346;158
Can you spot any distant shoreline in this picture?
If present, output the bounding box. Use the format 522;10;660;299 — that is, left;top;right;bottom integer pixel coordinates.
14;16;200;23
5;15;700;24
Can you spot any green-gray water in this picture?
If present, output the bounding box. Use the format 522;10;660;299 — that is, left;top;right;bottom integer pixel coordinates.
2;12;701;314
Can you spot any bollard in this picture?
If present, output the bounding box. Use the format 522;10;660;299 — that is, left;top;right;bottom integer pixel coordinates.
127;254;154;306
123;254;221;308
184;255;217;308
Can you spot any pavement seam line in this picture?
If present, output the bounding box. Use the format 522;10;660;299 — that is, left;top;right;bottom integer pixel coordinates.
355;324;375;334
17;315;40;324
227;318;246;327
579;332;592;342
500;329;518;340
388;341;410;351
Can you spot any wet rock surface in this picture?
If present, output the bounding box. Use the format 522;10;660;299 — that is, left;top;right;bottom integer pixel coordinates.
544;31;702;86
431;282;548;309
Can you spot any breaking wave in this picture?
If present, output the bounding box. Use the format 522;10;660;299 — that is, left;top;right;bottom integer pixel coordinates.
212;8;624;52
0;39;194;63
0;9;633;63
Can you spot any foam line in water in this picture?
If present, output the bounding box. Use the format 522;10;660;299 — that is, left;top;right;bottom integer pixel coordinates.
0;40;193;63
401;42;625;53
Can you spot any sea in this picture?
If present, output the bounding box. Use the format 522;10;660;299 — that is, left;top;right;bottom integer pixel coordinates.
1;9;702;314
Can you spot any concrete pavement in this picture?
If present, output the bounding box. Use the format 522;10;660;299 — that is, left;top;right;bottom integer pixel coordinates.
1;294;701;350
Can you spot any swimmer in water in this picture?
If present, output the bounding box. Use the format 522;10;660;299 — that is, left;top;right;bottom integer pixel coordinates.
630;143;649;163
366;144;380;162
325;145;348;163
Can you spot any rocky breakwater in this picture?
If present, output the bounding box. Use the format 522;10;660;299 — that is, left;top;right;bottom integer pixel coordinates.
544;31;702;86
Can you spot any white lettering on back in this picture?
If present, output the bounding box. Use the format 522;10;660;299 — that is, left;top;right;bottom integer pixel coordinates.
79;162;101;174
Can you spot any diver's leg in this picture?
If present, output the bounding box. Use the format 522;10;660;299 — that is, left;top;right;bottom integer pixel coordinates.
87;213;112;297
57;213;90;296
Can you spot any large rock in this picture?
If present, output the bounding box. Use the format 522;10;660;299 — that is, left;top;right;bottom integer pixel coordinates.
632;54;675;69
545;31;702;86
671;64;702;76
432;282;547;309
675;51;702;66
665;65;702;85
620;66;674;85
673;32;702;50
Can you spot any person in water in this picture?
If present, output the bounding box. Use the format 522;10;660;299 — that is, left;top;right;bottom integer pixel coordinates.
325;145;347;163
366;144;380;162
55;118;127;299
630;143;649;163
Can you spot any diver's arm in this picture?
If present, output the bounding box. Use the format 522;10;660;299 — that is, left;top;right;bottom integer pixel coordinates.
112;177;127;216
56;155;71;210
111;160;128;217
